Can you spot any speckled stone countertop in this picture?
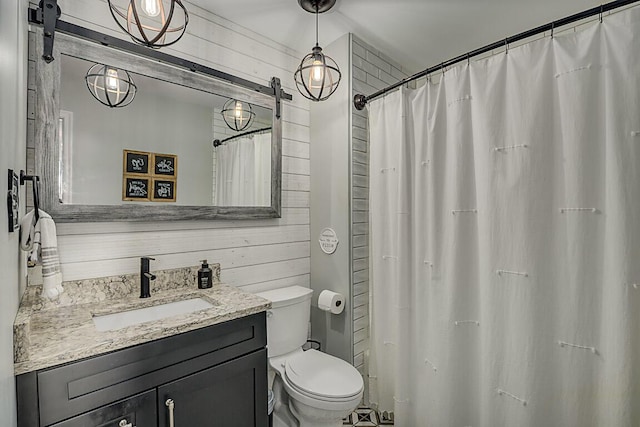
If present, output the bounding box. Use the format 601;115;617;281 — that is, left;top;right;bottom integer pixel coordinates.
14;265;270;375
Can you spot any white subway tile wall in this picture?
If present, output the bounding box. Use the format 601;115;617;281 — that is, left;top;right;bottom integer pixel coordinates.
350;35;411;391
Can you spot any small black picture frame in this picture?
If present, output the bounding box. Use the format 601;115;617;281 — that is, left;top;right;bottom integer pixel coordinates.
153;153;177;177
124;150;150;175
123;176;150;201
152;179;176;202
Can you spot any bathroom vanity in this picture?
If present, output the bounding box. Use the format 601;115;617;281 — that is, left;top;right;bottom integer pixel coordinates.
14;268;270;427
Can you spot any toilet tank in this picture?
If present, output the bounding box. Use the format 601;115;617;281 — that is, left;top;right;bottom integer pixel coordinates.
256;286;313;357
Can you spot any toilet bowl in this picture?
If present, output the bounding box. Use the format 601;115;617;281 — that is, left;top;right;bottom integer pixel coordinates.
256;286;364;427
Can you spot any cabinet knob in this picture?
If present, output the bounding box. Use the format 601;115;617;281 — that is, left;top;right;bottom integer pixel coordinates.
166;398;175;427
119;420;133;427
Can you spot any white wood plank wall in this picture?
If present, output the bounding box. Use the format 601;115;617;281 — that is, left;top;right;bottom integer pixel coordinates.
30;0;311;294
350;35;411;380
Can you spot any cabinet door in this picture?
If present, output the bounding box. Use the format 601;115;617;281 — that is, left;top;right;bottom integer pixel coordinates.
158;349;268;427
51;390;156;427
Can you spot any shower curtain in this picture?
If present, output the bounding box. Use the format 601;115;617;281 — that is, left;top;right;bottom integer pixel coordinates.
368;6;640;427
214;132;271;206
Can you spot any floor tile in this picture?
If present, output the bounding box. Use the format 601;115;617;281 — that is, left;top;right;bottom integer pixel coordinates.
343;406;394;426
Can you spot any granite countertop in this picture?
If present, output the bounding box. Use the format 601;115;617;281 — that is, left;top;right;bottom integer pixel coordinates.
14;265;270;375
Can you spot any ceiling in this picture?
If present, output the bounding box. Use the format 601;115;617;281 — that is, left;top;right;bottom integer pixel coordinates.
189;0;602;74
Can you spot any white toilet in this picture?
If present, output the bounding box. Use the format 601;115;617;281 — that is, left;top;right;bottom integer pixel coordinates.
256;286;364;427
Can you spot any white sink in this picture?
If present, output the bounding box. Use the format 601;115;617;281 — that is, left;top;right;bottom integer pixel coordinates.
92;298;214;332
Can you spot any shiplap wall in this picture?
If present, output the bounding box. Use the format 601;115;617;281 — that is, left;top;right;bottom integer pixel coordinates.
350;35;411;379
31;0;311;293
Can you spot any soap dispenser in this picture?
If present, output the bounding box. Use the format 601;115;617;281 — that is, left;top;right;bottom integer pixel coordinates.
198;260;213;289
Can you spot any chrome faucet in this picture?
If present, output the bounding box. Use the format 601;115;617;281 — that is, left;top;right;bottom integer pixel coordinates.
140;256;156;298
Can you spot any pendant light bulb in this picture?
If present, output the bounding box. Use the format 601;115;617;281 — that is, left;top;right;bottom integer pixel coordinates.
234;101;244;119
141;0;161;17
310;59;324;85
105;68;120;91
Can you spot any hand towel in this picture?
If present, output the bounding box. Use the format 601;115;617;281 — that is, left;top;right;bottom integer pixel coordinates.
20;209;64;300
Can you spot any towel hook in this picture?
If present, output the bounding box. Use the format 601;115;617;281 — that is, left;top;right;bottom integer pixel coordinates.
20;170;41;222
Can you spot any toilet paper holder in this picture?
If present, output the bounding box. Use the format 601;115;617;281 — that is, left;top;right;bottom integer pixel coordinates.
318;290;345;315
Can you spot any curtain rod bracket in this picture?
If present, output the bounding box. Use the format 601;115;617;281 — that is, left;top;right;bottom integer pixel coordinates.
354;94;367;111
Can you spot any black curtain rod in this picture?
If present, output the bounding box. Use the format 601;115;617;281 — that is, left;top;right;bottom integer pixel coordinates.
354;0;640;110
27;8;293;102
213;127;272;147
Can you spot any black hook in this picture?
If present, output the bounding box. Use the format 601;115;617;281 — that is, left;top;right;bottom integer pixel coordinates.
599;5;604;23
20;170;41;222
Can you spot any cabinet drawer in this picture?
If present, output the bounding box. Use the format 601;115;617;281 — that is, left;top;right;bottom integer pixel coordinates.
51;390;156;427
37;312;266;426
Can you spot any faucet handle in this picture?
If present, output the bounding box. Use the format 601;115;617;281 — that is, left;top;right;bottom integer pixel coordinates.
144;272;157;280
141;256;156;261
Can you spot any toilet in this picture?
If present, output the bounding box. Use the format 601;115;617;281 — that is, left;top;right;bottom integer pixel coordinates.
256;286;364;427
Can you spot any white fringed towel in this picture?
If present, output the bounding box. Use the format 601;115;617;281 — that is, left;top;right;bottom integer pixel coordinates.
20;209;64;300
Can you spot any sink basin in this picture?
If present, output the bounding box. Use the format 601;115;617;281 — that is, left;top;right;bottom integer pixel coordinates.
93;298;214;332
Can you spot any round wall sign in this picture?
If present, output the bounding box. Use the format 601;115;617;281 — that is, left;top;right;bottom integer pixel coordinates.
318;228;339;254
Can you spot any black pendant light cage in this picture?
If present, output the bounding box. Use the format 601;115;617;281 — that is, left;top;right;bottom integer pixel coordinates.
221;99;256;132
294;45;341;102
107;0;189;48
85;64;137;108
294;0;341;102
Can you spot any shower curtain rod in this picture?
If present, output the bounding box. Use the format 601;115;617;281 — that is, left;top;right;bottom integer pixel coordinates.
212;127;272;147
353;0;640;110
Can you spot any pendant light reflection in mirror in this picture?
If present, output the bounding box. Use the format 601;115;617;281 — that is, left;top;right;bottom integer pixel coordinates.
222;99;256;132
85;64;137;108
107;0;189;48
294;0;341;102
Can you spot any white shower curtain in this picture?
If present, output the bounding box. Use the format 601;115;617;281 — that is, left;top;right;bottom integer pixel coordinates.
214;132;271;206
368;6;640;427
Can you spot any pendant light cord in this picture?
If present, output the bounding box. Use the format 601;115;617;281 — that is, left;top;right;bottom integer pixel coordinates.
315;3;319;46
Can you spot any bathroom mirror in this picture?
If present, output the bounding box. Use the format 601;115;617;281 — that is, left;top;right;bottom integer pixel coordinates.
30;28;283;222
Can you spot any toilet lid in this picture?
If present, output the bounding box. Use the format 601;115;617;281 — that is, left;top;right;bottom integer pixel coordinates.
284;349;364;399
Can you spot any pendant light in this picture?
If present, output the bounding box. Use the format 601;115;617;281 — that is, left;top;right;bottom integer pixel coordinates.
294;0;341;102
107;0;189;48
85;64;137;108
221;99;256;132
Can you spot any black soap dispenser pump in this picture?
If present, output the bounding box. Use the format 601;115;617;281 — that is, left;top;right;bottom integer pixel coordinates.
198;260;213;289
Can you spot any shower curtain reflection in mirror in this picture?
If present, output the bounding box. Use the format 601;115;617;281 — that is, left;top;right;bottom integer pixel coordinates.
213;132;271;206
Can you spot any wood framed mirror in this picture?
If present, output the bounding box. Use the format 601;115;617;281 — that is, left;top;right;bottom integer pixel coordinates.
29;26;285;222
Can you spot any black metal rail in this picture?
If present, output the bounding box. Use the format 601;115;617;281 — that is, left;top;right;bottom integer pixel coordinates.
28;7;293;101
354;0;640;110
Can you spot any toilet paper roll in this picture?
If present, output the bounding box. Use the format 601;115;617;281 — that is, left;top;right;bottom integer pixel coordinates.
318;290;345;314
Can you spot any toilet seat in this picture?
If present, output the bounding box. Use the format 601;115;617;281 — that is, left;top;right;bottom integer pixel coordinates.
271;349;364;411
284;350;363;400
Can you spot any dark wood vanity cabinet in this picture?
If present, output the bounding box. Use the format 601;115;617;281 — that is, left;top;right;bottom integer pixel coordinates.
16;312;268;427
